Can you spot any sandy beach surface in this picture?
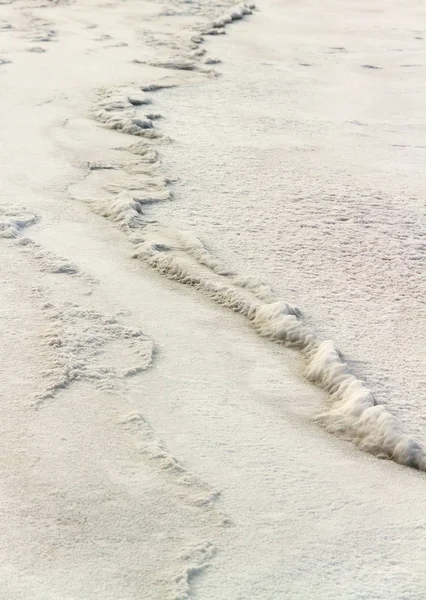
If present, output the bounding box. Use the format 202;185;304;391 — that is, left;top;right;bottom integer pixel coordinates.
1;0;425;598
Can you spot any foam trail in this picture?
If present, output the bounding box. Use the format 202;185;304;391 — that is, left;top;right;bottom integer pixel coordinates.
132;237;426;470
81;1;426;471
176;231;277;301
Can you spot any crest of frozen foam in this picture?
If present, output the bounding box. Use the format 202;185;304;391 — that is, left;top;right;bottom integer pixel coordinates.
82;2;426;471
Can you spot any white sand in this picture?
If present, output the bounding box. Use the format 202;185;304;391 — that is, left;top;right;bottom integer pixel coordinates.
0;0;425;598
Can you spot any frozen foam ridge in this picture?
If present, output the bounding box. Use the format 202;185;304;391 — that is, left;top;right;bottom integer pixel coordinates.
0;206;38;238
82;5;425;470
134;236;426;471
251;303;426;468
203;2;255;35
92;87;167;140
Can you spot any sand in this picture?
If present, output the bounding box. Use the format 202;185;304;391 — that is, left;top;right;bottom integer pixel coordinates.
0;0;425;598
